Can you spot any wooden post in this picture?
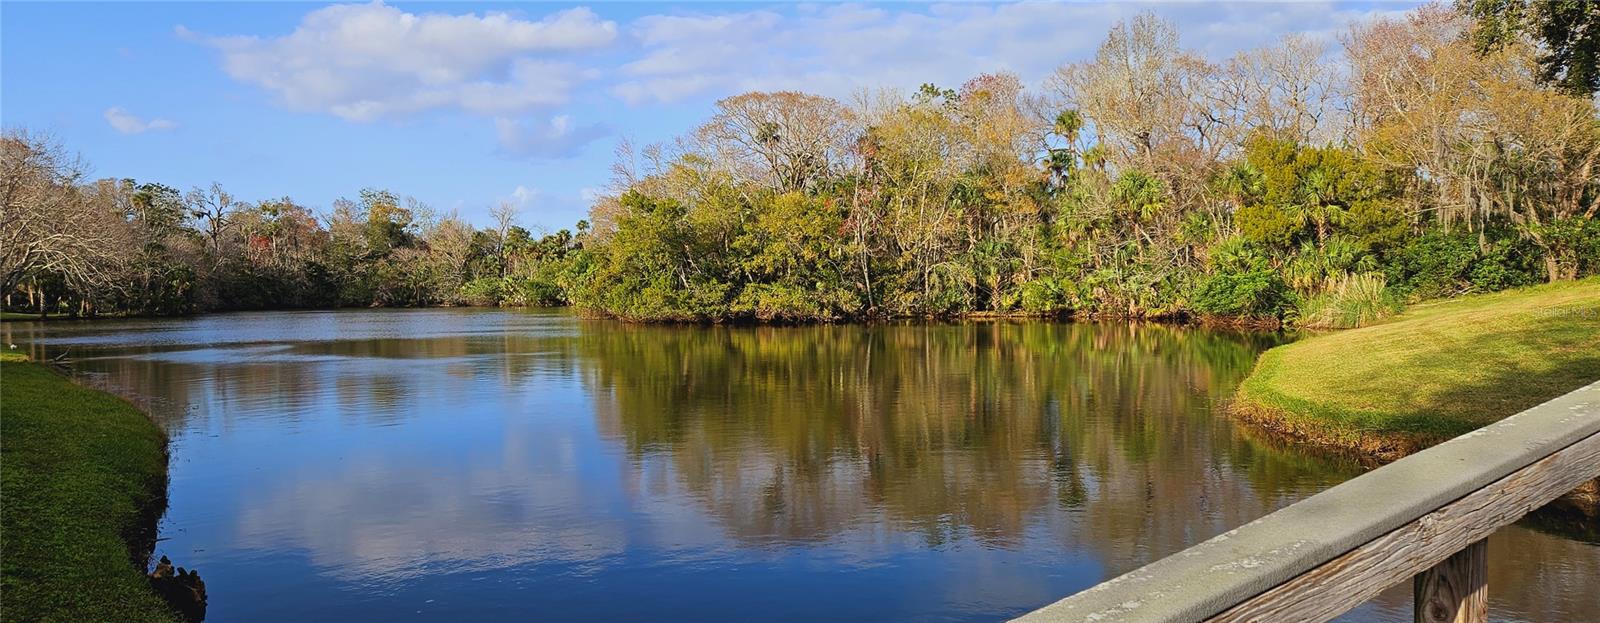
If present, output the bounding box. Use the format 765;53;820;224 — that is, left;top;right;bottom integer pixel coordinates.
1413;539;1487;623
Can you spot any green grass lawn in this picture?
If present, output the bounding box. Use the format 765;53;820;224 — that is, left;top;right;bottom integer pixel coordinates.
1;352;178;622
1234;278;1600;460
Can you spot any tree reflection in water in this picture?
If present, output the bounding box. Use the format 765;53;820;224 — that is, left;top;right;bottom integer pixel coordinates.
580;322;1343;557
3;310;1594;621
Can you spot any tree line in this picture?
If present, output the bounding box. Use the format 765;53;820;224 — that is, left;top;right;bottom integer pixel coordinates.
573;5;1600;325
3;4;1597;326
1;129;584;317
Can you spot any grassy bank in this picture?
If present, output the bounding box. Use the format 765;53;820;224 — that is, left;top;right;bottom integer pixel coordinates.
1233;278;1600;461
0;352;177;622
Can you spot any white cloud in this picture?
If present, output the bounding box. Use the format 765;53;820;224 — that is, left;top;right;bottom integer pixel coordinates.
191;2;617;121
235;421;630;582
494;115;609;159
185;1;1419;162
103;107;178;134
509;185;541;207
611;2;1414;105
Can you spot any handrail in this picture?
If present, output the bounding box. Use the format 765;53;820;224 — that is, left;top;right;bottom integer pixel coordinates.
1014;380;1600;623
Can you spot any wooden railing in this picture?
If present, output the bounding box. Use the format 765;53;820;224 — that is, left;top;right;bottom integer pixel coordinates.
1014;380;1600;623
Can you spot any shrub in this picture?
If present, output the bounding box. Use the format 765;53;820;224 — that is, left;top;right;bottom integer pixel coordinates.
1468;238;1543;292
1193;237;1291;318
1525;216;1600;281
1283;235;1375;293
1193;269;1291;318
458;277;507;307
1384;227;1541;300
732;283;846;322
1018;278;1074;314
1293;272;1401;329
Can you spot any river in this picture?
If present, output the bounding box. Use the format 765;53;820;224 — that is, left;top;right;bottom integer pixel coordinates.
4;309;1595;621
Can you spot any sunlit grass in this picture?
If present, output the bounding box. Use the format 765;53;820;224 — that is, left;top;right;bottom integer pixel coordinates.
1;354;177;622
1236;278;1600;458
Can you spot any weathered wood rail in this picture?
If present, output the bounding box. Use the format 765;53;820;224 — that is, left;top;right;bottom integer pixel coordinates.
1015;380;1600;623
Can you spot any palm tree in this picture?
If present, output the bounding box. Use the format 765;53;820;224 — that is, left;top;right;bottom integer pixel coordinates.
1295;166;1344;242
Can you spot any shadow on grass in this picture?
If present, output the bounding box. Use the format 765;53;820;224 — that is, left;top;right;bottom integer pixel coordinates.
1231;348;1600;539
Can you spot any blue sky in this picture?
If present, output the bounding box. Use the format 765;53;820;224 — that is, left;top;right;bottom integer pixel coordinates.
1;1;1412;231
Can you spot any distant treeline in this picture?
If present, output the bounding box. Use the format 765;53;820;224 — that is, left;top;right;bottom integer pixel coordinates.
1;138;585;317
3;5;1598;326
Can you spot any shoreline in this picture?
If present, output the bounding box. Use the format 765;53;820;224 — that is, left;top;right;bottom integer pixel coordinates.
1229;392;1600;517
0;353;188;622
1225;278;1600;516
5;303;1297;332
1227;397;1424;465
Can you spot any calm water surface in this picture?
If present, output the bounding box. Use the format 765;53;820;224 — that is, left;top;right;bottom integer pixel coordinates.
5;309;1596;622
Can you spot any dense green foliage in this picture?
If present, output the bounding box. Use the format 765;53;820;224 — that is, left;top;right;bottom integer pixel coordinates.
3;5;1596;325
570;8;1599;324
1465;0;1600;95
1234;278;1600;458
0;353;177;622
